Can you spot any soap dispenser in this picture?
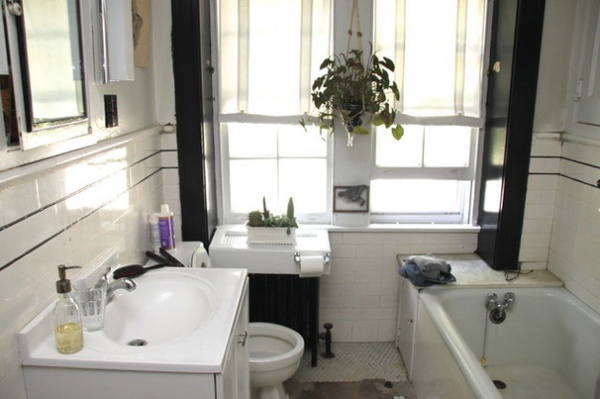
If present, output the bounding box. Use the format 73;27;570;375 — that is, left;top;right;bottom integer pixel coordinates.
53;265;84;354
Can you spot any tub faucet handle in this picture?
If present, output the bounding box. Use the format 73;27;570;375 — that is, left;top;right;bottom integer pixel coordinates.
485;293;498;311
504;292;516;309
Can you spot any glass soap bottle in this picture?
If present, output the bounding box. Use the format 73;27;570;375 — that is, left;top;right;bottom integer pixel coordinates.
53;265;84;354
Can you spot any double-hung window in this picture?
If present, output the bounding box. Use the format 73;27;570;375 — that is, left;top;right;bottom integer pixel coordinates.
216;0;333;223
216;0;489;225
371;0;488;224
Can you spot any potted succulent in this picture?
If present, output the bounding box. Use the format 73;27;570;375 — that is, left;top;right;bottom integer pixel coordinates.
301;44;404;144
247;197;298;243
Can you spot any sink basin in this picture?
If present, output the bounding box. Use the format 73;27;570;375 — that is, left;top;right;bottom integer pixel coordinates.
103;270;218;346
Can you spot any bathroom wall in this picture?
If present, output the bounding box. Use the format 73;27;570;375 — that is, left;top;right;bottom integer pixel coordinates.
547;137;600;314
322;230;477;342
520;0;600;315
0;130;182;398
0;2;176;398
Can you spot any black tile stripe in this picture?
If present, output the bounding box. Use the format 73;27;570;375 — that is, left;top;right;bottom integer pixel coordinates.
530;155;600;188
0;153;169;272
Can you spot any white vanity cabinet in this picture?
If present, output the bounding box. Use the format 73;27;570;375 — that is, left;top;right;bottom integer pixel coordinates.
396;278;420;381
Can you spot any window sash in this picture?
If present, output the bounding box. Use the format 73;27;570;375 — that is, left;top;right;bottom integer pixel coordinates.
219;123;332;224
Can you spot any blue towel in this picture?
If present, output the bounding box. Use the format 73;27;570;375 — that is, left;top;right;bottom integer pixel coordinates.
397;255;456;287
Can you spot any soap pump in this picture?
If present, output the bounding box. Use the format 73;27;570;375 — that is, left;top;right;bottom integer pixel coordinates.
53;265;84;354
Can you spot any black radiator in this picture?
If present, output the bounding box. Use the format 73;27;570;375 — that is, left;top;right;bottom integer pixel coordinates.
248;273;320;366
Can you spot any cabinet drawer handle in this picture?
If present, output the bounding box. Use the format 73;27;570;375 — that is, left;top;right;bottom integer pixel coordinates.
237;331;248;346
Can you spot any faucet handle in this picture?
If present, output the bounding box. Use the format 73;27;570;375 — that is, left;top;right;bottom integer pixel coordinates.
485;293;498;311
504;292;516;308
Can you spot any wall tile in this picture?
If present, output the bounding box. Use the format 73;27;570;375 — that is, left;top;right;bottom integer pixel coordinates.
0;130;166;398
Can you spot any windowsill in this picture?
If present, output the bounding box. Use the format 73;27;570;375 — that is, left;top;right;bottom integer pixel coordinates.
221;223;480;234
326;224;480;233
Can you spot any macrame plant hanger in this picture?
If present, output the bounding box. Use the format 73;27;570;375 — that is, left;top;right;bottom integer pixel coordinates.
345;0;363;147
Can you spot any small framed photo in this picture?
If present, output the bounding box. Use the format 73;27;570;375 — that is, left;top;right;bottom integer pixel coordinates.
333;185;369;213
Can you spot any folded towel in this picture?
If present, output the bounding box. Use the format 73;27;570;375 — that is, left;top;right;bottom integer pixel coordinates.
397;254;456;287
403;255;450;279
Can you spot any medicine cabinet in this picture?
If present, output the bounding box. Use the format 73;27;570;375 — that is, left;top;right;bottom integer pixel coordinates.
1;0;134;153
2;0;90;150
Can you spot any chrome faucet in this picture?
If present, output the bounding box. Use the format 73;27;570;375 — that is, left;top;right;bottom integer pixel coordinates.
484;292;516;324
106;278;137;303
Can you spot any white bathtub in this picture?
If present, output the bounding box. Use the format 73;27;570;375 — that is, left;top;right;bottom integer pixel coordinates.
413;287;600;399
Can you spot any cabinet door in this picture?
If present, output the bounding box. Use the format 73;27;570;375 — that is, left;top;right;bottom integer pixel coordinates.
575;0;600;126
217;279;250;399
397;279;419;381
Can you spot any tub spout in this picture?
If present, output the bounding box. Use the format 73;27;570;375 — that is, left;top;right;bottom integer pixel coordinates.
490;307;506;324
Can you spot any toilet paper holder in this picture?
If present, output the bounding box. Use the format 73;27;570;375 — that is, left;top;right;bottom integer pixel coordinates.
294;252;330;269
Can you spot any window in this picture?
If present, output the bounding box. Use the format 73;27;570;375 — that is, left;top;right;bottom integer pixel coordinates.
215;0;488;225
216;0;333;223
371;0;487;223
221;123;330;223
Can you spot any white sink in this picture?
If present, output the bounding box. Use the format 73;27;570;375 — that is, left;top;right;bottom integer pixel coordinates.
19;267;248;373
103;271;217;346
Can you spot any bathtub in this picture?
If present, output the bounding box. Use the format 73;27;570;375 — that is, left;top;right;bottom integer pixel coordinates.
412;287;600;399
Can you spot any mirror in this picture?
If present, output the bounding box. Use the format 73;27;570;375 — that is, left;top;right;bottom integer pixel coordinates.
2;0;88;149
18;0;87;131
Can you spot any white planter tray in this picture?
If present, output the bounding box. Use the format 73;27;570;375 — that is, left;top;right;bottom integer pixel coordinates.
246;226;297;245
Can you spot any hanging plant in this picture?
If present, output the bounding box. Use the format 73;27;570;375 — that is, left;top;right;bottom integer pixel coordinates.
301;44;404;143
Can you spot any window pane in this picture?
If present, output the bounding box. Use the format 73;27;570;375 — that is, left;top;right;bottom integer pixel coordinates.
404;0;458;116
278;127;327;157
219;0;332;116
228;124;277;157
424;126;471;167
229;159;277;213
375;125;424;167
279;159;327;213
370;179;468;213
248;0;301;114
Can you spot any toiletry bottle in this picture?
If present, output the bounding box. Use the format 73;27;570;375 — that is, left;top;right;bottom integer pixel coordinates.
53;265;84;354
149;213;161;252
158;204;176;249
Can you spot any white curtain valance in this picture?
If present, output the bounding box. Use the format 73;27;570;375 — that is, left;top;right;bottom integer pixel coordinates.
218;0;332;117
375;0;487;123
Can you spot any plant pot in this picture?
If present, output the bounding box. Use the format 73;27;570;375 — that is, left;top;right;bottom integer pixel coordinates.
344;102;364;130
246;226;297;245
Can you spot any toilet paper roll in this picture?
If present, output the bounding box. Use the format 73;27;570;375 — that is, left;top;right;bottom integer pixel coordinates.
299;255;324;278
192;247;212;268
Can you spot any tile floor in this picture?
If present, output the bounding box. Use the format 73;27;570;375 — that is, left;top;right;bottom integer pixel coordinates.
284;342;416;399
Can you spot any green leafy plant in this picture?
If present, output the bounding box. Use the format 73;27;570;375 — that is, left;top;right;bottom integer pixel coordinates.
301;44;404;141
247;197;298;235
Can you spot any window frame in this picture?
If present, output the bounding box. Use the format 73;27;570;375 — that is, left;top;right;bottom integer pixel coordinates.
213;0;491;227
218;122;334;225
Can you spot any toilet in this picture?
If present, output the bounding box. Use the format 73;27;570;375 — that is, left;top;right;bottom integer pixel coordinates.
181;242;305;398
248;322;304;399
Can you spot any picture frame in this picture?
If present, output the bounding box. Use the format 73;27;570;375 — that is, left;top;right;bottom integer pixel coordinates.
333;185;369;213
